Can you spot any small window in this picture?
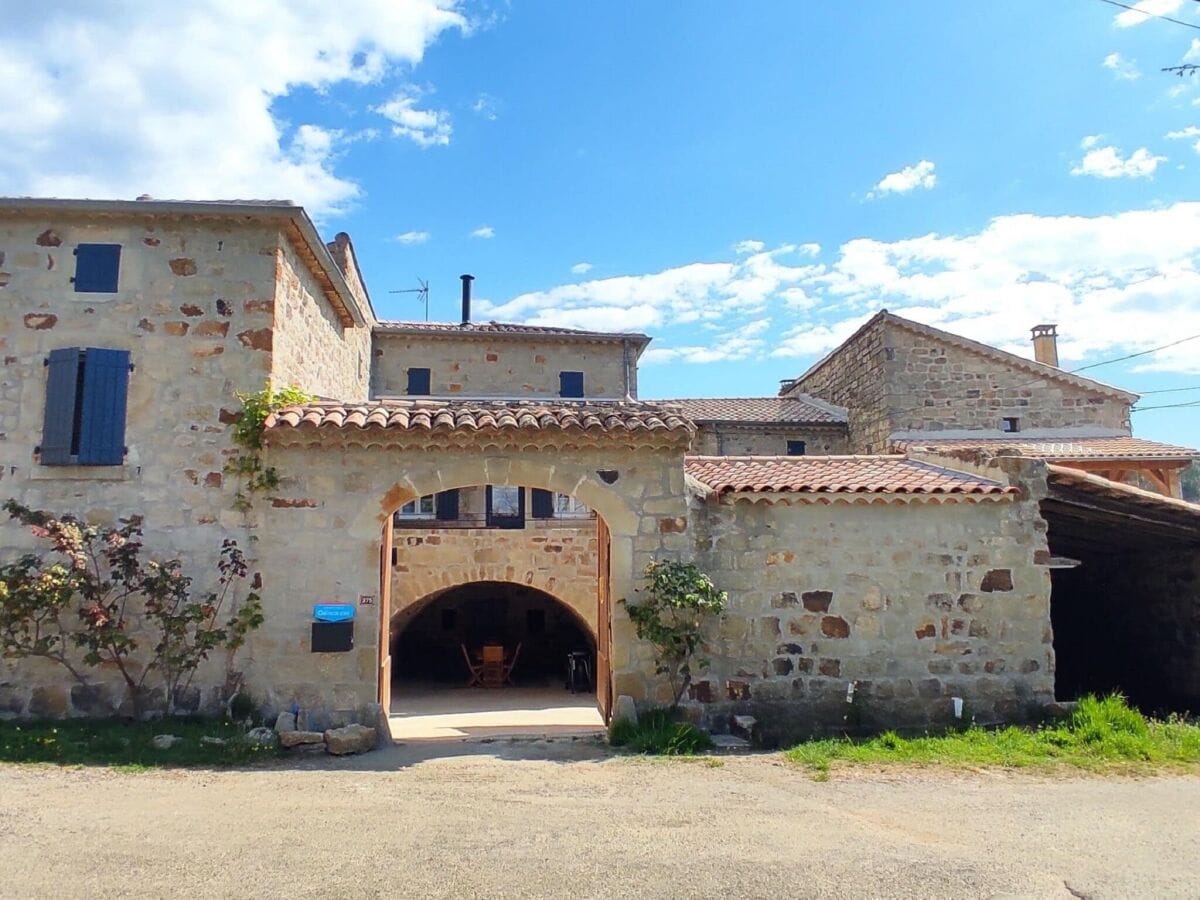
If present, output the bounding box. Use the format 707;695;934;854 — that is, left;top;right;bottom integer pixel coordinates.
786;440;807;456
1001;417;1020;433
395;495;435;520
559;371;584;398
407;367;431;396
486;485;525;529
73;244;121;293
40;347;130;466
554;493;590;518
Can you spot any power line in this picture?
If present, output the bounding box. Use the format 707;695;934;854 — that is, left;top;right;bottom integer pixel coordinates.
1095;0;1200;30
1070;332;1200;374
1132;399;1200;412
1136;385;1200;395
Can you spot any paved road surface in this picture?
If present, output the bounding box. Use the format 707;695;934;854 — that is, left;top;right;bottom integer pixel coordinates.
1;741;1197;898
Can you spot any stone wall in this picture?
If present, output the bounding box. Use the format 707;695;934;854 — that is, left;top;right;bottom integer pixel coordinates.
0;211;284;718
692;425;850;456
372;333;636;399
886;326;1131;435
390;520;599;635
786;321;890;453
686;490;1055;742
249;437;690;721
271;238;371;401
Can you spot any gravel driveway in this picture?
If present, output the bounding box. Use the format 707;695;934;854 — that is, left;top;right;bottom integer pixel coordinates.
2;741;1198;899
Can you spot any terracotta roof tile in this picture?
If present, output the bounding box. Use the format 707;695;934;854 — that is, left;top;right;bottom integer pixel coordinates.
373;320;650;344
896;435;1198;461
264;399;694;437
664;396;847;425
685;455;1015;496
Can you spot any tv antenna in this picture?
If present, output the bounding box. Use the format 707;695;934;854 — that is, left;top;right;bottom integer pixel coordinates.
389;278;430;320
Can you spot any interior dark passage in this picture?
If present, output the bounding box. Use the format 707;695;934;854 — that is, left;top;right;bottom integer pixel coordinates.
392;581;596;688
1043;493;1200;716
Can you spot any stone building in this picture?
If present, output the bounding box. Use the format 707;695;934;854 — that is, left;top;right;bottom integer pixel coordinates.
1;197;1197;738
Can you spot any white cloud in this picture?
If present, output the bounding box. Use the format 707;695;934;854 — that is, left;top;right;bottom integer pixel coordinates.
471;93;499;120
483;204;1200;375
868;160;937;199
0;1;465;220
373;86;453;148
1166;125;1200;153
1113;0;1182;27
1081;134;1104;150
570;262;594;275
470;225;495;239
1103;51;1141;80
733;239;765;254
1071;144;1166;178
1186;38;1200;62
395;230;430;244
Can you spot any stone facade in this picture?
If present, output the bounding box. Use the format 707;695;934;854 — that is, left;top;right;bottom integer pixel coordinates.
390;519;599;635
692;425;849;456
788;314;1133;452
687;486;1055;742
372;332;638;398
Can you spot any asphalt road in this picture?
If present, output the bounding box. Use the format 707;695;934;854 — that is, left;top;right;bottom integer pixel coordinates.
1;741;1197;899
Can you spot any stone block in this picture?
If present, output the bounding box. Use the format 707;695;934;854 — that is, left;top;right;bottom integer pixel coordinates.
280;730;325;748
612;694;638;726
274;711;297;733
802;591;832;612
820;616;850;639
29;685;68;718
324;723;377;755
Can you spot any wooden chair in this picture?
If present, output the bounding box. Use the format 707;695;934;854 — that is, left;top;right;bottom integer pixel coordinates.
502;643;522;685
461;643;484;687
481;644;505;688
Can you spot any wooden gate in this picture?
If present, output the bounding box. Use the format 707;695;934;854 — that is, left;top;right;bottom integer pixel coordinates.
377;515;393;711
596;516;613;722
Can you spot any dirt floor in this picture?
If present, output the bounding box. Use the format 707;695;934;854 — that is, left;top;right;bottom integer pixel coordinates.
2;741;1198;899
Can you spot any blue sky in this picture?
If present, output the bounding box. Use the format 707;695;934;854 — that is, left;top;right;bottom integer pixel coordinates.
3;1;1200;443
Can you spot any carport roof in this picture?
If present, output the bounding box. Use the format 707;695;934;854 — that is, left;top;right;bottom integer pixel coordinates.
895;435;1198;462
1044;464;1200;544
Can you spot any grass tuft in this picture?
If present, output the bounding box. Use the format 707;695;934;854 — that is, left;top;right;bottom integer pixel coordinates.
609;708;714;756
785;693;1200;779
0;718;282;769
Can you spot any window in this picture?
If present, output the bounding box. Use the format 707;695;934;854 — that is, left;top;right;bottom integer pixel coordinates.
72;244;121;293
559;371;584;398
786;440;807;456
40;347;130;466
486;485;525;528
407;367;431;396
1001;417;1020;433
531;489;590;519
396;495;435;519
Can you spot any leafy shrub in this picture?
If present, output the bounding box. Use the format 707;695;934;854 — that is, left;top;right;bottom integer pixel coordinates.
608;707;714;755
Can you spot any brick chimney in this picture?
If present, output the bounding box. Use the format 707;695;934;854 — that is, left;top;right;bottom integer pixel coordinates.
1031;324;1059;367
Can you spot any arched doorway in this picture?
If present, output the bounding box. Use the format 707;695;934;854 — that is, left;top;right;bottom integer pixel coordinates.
380;482;613;738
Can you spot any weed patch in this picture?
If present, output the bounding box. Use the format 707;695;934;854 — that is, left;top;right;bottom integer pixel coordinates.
609;708;714;756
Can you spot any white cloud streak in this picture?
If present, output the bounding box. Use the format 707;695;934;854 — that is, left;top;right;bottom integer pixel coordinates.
373;86;453;148
1071;143;1166;178
482;204;1200;376
0;1;465;220
470;225;495;239
395;230;431;244
1113;0;1182;27
1103;51;1141;80
868;160;937;199
570;262;594;275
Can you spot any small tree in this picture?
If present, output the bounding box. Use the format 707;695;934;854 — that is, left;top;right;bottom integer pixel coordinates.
621;560;727;710
1;500;264;716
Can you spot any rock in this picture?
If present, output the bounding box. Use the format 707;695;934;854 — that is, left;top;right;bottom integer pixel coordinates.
274;711;297;734
710;733;750;751
612;694;638;727
70;683;113;717
152;734;182;750
324;724;376;756
245;726;277;747
280;730;325;748
200;736;227;746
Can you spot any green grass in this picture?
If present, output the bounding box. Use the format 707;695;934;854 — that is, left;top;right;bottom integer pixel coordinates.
0;717;282;769
609;708;715;755
785;694;1200;779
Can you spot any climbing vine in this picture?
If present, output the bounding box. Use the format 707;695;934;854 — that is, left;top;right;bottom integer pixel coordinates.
225;384;315;511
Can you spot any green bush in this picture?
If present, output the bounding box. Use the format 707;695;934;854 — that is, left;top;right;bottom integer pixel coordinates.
609;707;713;755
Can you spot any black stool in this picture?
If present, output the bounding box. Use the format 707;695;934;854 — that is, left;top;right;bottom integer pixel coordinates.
565;651;592;693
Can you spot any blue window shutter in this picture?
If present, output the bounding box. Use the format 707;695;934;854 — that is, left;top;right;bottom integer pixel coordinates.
407;367;431;395
435;489;459;521
41;348;82;465
531;489;554;519
77;348;130;465
73;244;121;293
559;371;584;398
